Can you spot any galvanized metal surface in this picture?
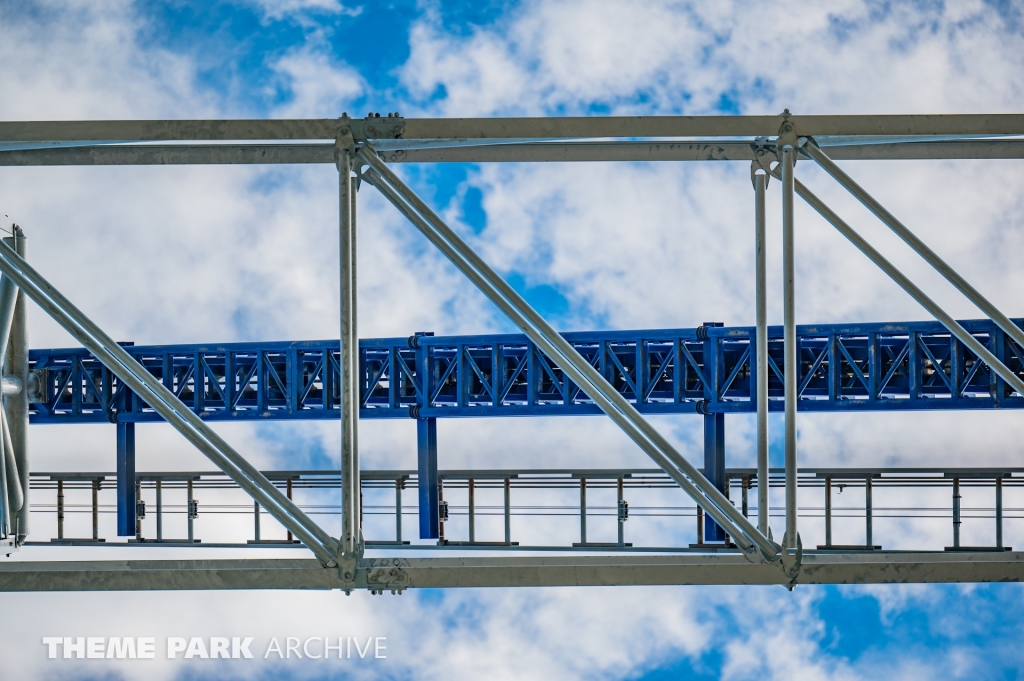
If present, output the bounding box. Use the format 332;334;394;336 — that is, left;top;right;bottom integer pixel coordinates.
0;551;1021;591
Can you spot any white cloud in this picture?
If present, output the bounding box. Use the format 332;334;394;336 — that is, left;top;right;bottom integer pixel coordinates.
3;0;1024;679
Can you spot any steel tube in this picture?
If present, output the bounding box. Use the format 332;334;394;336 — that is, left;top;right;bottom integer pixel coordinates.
4;231;28;543
504;477;511;544
805;143;1024;359
580;478;587;544
953;477;961;548
825;477;833;547
187;478;194;543
785;175;1024;396
338;149;361;558
755;172;770;535
781;147;798;551
468;478;475;543
996;477;1003;549
155;479;162;542
395;479;402;543
1;410;22;515
0;242;339;565
866;478;873;547
91;480;99;541
360;146;779;560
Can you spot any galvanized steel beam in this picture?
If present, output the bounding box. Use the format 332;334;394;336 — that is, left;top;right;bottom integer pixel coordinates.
0;552;1021;591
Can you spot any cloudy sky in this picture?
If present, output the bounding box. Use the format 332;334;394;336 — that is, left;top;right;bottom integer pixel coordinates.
2;0;1024;679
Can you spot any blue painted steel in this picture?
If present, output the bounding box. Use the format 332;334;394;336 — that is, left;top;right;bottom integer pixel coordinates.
26;317;1024;425
417;418;439;540
116;421;135;536
703;413;726;542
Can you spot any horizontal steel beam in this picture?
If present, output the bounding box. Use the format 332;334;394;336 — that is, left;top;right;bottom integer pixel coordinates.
0;552;1021;590
4;115;1024;144
3;140;1024;165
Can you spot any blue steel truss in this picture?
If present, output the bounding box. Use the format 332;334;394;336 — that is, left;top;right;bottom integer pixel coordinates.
28;317;1024;425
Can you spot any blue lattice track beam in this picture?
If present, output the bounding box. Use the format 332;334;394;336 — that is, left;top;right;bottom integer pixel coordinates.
27;317;1024;425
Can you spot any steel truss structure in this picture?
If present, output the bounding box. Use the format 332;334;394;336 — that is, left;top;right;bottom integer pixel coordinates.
1;113;1023;590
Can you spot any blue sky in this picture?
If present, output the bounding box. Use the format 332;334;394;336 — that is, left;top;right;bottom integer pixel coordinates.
2;1;1024;679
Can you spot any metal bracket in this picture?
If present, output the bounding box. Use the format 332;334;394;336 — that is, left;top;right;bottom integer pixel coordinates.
365;557;411;594
337;552;359;592
780;531;803;583
750;146;775;189
334;127;356;166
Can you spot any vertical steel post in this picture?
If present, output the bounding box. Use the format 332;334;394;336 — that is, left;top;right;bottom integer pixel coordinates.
155;478;162;542
338;147;361;558
4;229;28;543
134;479;142;541
254;500;260;542
617;476;625;547
468;478;476;543
417;417;439;539
116;421;135;537
741;476;750;518
286;477;293;543
755;171;770;535
703;412;726;542
825;476;832;547
697;506;705;545
996;476;1004;549
953;477;961;549
56;480;64;540
781;146;799;550
187;477;194;543
504;476;511;544
865;477;873;548
91;479;99;541
437;480;445;543
580;477;587;544
395;478;403;543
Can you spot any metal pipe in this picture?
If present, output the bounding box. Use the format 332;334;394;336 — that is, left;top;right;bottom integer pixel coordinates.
0;406;9;536
953;477;961;548
781;146;798;551
755;172;770;535
338;149;361;559
4;231;28;543
92;479;99;541
286;477;293;543
805;142;1024;358
782;174;1024;396
187;478;194;543
996;477;1003;549
865;477;873;548
697;506;705;545
617;476;625;547
155;478;162;542
580;478;587;544
359;146;779;561
0;241;339;566
135;480;142;541
395;478;403;543
56;480;64;540
2;409;22;515
825;476;832;547
468;478;475;543
254;500;260;542
741;476;749;518
504;477;511;544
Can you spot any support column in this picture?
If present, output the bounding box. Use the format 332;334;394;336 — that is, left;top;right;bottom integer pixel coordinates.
996;476;1004;549
116;421;136;537
155;478;162;541
754;171;771;535
781;145;799;551
4;228;28;544
865;477;873;548
92;479;99;541
395;478;403;543
338;144;361;558
417;417;439;539
703;413;726;542
952;477;961;549
56;480;64;540
579;477;587;544
468;478;476;543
